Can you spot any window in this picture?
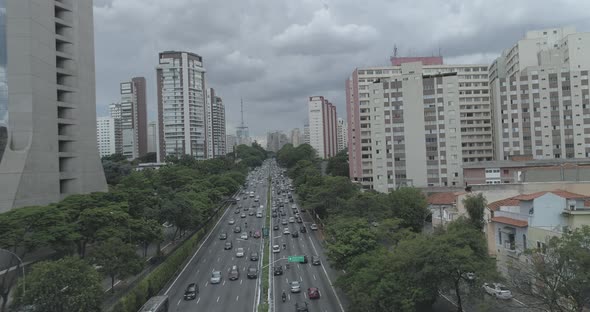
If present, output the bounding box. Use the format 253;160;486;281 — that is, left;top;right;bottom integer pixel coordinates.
536;241;547;254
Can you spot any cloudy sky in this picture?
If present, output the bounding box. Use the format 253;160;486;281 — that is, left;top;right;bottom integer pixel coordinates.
93;0;590;137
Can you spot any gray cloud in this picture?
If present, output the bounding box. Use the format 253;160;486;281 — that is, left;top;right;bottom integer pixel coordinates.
94;0;590;136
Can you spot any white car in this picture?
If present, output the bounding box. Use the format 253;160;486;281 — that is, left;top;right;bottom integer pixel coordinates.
288;217;295;223
483;283;513;300
240;233;248;240
310;223;318;230
256;212;263;218
228;219;235;225
236;247;245;258
272;245;281;253
210;270;222;284
283;228;291;235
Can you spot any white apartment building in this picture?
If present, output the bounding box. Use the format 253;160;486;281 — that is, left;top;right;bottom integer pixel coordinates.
308;96;338;159
337;118;348;153
118;77;147;160
347;60;492;191
303;124;310;145
490;27;590;160
209;91;226;158
156;51;207;160
290;128;302;147
96;117;121;158
226;134;237;155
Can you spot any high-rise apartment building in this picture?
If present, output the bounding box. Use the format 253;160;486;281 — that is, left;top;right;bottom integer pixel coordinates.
303;124;310;145
308;96;338;159
119;77;147;159
290;128;302;147
0;0;107;212
347;59;492;192
147;121;157;154
156;51;207;160
266;131;288;152
337;118;348;152
226;134;237;155
490;27;590;160
96;117;121;158
205;88;226;158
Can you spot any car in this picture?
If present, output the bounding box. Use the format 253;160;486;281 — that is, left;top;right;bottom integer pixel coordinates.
281;219;288;225
249;210;255;216
272;212;278;218
210;270;222;284
295;302;309;311
252;203;257;208
242;195;248;199
250;252;259;261
290;281;301;293
283;228;291;235
310;224;318;231
483;283;513;299
256;212;263;218
241;212;247;218
253;231;261;238
247;266;258;279
300;208;306;212
273;266;283;276
254;198;259;202
312;256;321;265
281;211;286;216
307;287;320;299
183;283;198;300
234;226;241;233
272;245;281;253
300;226;307;233
289;217;295;223
292;231;299;238
224;241;232;250
273;224;279;230
229;265;240;281
240;232;248;240
296;217;303;223
219;233;227;240
228;219;235;225
234;209;240;214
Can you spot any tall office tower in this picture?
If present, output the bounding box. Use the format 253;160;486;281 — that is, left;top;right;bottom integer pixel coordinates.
346;59;492;192
156;51;206;160
226;134;237;155
206;88;226;158
96;117;121;158
266;131;288;152
290;128;302;147
147;121;157;154
489;27;590;160
119;77;147;160
0;0;107;212
337;118;348;152
308;96;338;159
303;124;310;144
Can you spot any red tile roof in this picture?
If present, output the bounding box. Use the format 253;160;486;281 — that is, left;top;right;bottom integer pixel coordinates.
487;198;520;211
427;192;463;205
513;190;587;201
491;216;528;227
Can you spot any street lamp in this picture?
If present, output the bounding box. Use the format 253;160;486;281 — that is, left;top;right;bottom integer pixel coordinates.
0;248;25;296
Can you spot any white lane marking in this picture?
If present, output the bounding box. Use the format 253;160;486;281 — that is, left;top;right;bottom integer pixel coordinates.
240;279;243;285
217;296;220;303
513;298;526;306
300;276;303;281
236;295;240;301
307;235;346;312
304;292;308;299
223;280;226;286
205;281;208;287
177;299;181;306
197;297;200;304
313;274;316;280
104;279;122;293
164;199;232;295
217;257;220;262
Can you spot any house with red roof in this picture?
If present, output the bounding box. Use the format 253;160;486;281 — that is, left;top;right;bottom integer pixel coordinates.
427;191;466;228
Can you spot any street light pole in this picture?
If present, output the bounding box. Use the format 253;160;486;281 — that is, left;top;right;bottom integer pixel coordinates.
0;248;25;296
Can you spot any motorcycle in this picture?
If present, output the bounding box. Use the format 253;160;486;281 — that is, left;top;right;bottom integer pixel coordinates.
282;291;286;302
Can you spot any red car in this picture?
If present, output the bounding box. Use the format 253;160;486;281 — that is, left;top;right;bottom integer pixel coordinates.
307;287;320;299
253;231;261;238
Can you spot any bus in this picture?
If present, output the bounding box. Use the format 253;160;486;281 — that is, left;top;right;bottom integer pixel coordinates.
138;296;169;312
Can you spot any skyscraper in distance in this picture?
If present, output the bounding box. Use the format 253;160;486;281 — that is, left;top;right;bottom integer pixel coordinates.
119;77;147;159
308;96;338;159
0;0;107;212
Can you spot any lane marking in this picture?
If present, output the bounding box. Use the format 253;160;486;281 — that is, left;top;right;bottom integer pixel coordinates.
197;297;200;304
205;281;208;287
177;299;181;306
313;274;317;280
513;298;526;306
217;296;220;303
236;295;240;301
240;279;243;285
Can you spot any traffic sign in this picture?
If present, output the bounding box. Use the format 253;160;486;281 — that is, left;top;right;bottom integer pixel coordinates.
288;256;305;263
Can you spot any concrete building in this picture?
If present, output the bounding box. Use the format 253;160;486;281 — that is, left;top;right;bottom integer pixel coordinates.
96;117;121;158
226;134;237;155
490;27;590;161
266;131;288;153
337;118;348;153
290;128;302;147
118;77;147;160
147;121;157;154
0;0;107;212
303;124;310;145
156;51;206;160
308;96;338;159
346;58;492;192
206;88;226;158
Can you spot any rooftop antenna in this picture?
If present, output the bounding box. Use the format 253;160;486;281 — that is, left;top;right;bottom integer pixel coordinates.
240;98;245;127
393;44;398;57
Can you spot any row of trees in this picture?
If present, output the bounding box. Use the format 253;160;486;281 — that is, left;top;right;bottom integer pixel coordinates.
1;145;266;312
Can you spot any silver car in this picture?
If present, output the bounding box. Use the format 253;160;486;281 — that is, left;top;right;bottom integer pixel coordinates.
290;281;301;293
210;270;222;284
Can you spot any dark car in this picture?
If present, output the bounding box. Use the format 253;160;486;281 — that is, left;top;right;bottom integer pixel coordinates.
307;287;320;299
312;256;321;265
224;241;232;250
219;232;227;240
249;210;255;216
291;231;299;238
273;224;279;230
229;265;240;281
247;266;258;279
272;212;277;218
234;226;241;233
300;226;307;233
296;217;303;223
295;302;309;312
302;255;308;264
273;266;283;276
183;283;198;300
250;252;259;261
234;209;240;214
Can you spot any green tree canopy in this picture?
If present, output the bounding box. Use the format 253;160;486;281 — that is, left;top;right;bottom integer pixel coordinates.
89;238;143;293
463;193;487;231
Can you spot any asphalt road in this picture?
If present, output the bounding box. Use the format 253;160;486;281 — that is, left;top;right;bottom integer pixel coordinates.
270;166;346;312
163;165;271;312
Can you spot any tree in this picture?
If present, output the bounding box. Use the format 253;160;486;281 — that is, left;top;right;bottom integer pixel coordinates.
325;218;378;269
389;187;430;232
12;256;103;312
77;203;130;257
128;219;163;257
90;238;143;293
326;149;349;177
463;193;487;231
510;226;590;312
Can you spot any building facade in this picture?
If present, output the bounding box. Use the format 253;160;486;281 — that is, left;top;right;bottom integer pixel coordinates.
337;118;348;153
346;59;492;192
308;96;338;159
156;51;207;160
147;121;157;154
96;117;122;158
207;89;226;158
0;0;107;212
226;134;237;155
118;77;147;160
266;131;288;152
290;128;302;147
490;27;590;161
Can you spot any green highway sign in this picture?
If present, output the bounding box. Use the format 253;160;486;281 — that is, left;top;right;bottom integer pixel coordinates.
288;256;305;263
